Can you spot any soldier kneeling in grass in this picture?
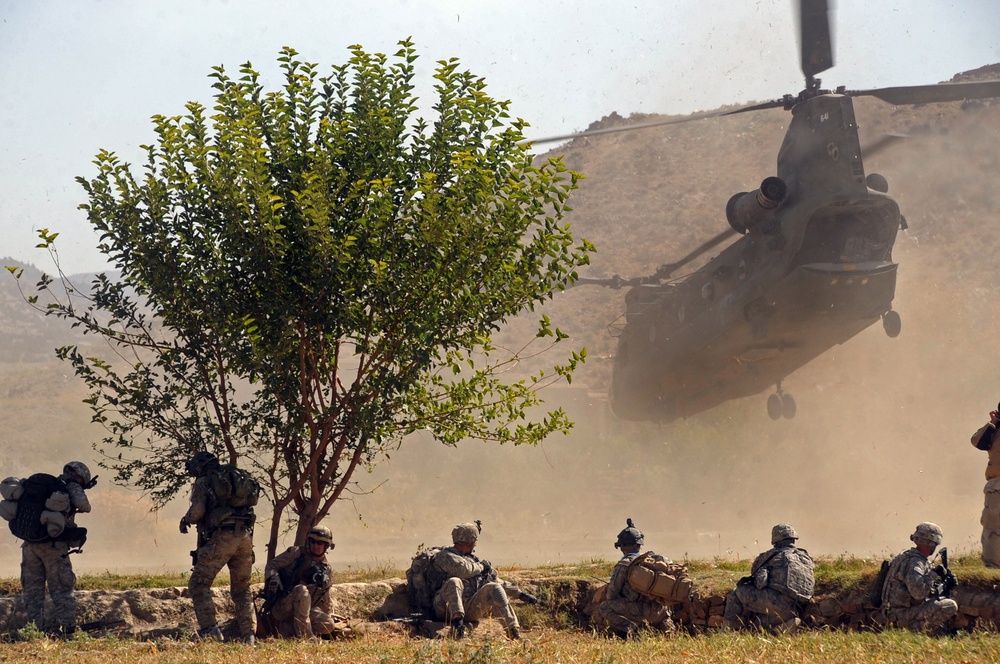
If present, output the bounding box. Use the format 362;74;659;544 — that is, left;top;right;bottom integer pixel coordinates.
723;523;814;634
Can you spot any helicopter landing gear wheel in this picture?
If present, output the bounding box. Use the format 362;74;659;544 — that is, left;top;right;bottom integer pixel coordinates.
781;393;796;419
767;380;796;420
882;310;901;338
767;393;782;420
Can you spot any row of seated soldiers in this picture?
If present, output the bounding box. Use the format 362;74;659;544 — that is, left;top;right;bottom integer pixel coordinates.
592;519;958;638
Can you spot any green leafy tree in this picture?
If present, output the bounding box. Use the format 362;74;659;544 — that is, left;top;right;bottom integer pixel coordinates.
10;41;591;560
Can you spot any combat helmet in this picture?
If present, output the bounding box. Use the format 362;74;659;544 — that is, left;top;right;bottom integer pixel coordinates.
771;523;799;545
614;518;645;550
63;461;92;485
307;525;334;547
452;521;482;545
910;522;943;547
185;451;219;477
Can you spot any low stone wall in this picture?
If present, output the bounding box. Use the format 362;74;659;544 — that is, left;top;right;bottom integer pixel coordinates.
2;578;998;638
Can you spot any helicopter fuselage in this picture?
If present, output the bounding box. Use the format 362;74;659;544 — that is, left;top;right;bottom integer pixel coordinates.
609;94;902;421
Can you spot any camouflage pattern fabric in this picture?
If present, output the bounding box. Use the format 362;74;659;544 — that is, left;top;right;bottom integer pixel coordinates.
18;474;90;633
973;423;1000;568
881;547;958;631
723;542;813;629
269;584;339;637
184;474;254;637
593;551;673;634
723;583;799;628
20;541;77;632
751;543;815;603
982;478;1000;568
188;528;255;636
430;547;519;631
264;546;338;638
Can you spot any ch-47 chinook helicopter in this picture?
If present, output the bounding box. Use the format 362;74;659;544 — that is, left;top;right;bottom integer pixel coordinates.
529;0;1000;423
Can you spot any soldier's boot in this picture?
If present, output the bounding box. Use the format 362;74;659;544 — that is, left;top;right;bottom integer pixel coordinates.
773;616;801;635
238;633;256;646
450;617;466;640
197;624;224;641
507;625;521;640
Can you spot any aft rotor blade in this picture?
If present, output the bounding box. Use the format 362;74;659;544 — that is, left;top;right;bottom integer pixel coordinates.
523;101;786;146
799;0;834;80
861;133;908;159
848;80;1000;105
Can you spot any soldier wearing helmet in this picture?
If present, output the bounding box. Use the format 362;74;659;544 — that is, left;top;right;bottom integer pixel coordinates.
881;522;958;632
428;520;534;640
593;518;676;638
971;407;1000;567
179;451;256;643
18;461;93;636
261;524;347;639
723;523;814;633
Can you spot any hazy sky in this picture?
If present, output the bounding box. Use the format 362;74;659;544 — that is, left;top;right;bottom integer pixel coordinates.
1;0;998;274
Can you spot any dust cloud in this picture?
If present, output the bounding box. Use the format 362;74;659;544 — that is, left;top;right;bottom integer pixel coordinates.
2;84;1000;577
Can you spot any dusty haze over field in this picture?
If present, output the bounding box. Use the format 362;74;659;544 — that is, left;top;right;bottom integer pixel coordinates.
2;72;1000;576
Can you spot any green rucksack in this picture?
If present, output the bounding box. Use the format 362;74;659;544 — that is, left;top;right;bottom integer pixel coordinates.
209;464;260;509
406;546;444;615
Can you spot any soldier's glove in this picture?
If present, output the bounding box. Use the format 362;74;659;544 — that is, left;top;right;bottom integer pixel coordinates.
179;517;191;535
267;576;282;594
480;560;493;576
519;591;539;605
933;564;947;579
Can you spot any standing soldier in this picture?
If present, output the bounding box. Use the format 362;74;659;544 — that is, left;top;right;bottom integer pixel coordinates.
179;451;258;643
723;523;814;633
881;522;958;632
972;406;1000;567
594;519;677;638
260;525;346;639
17;461;93;636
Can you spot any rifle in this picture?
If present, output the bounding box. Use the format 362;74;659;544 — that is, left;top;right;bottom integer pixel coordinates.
389;612;429;626
79;618;128;633
934;547;958;599
189;528;210;568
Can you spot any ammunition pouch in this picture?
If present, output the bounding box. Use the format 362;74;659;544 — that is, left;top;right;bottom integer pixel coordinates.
625;552;693;603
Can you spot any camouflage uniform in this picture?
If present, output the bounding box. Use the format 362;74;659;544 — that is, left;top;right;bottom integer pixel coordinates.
20;476;90;634
881;548;958;631
724;535;814;630
430;546;520;634
972;422;1000;567
183;474;255;639
264;546;339;638
594;551;674;634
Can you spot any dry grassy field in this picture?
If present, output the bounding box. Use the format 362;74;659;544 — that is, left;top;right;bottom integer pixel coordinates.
5;620;1000;663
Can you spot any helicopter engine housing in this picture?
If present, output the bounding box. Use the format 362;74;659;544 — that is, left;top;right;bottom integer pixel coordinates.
726;176;787;235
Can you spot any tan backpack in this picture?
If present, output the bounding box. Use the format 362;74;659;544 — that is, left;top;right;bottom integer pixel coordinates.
625;552;693;603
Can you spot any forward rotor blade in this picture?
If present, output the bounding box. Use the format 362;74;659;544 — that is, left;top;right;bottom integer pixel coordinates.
658;228;738;277
571;228;739;289
523;100;786;146
799;0;834;80
848;80;1000;105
